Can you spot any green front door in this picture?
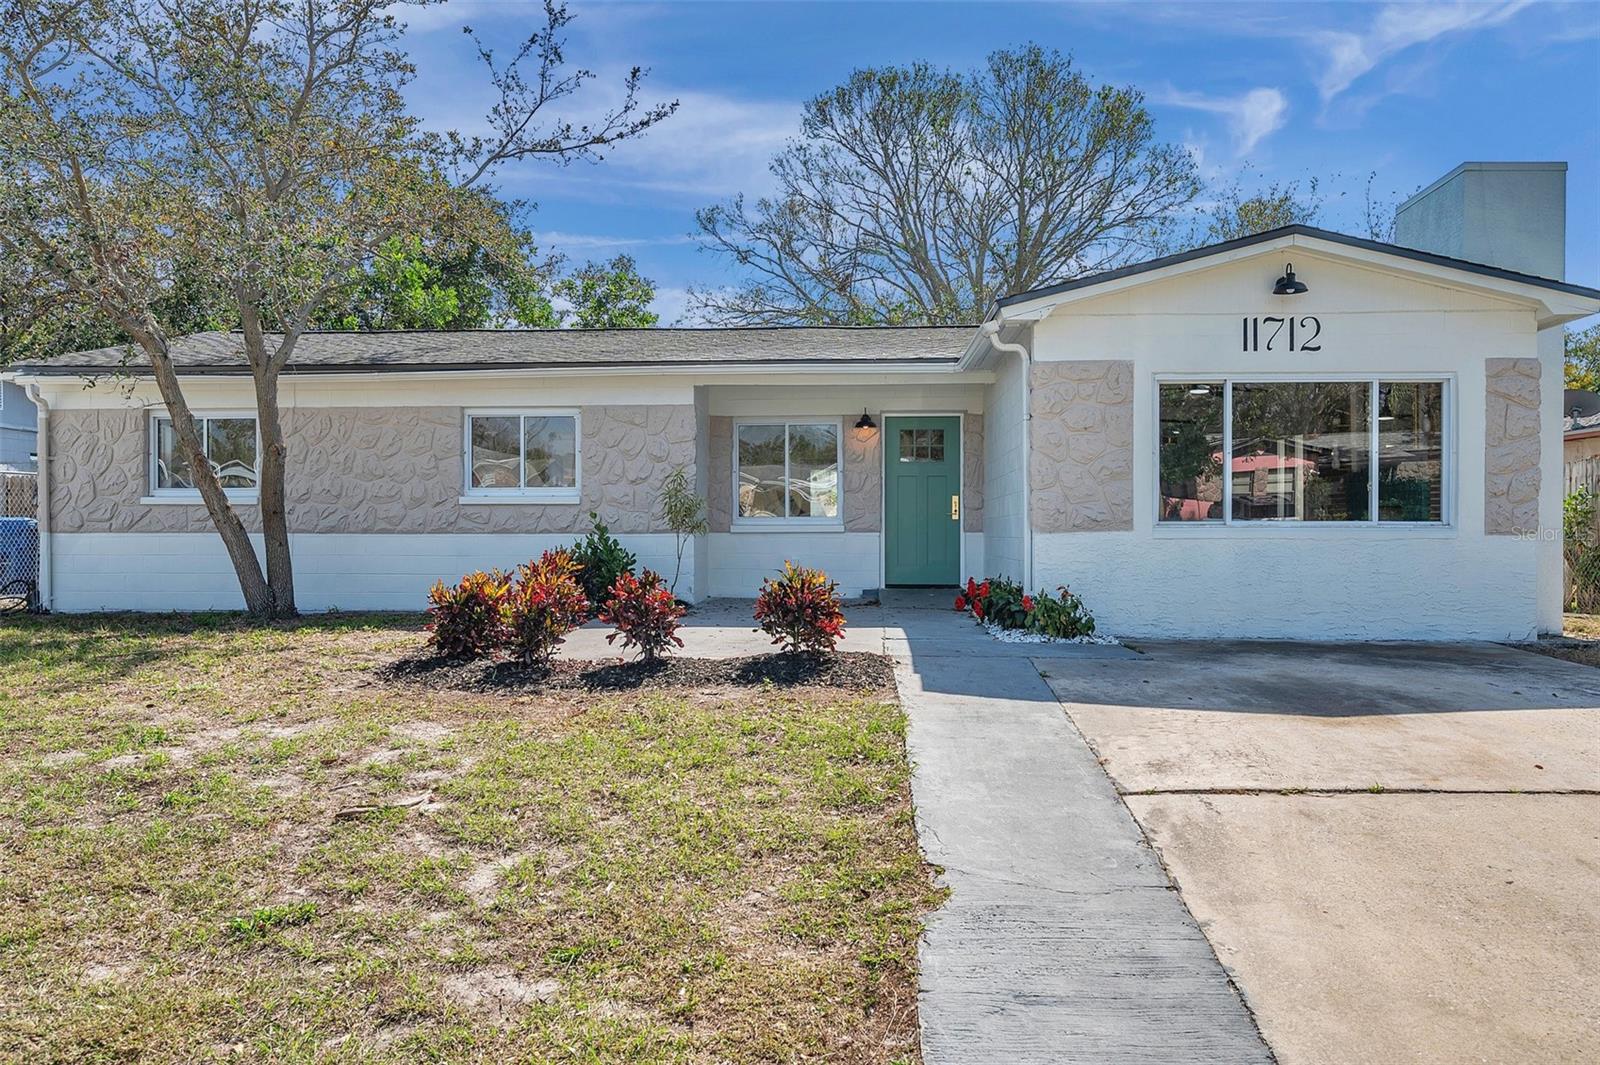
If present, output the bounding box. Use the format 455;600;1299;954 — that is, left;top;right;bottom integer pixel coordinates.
885;416;962;586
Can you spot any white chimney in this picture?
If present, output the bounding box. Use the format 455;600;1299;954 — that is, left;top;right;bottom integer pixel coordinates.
1394;161;1566;281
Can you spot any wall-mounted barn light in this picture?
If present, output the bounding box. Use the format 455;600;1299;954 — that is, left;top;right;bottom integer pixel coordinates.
854;410;877;431
1273;262;1309;295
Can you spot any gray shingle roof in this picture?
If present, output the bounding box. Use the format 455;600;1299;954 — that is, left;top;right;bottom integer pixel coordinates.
10;326;975;375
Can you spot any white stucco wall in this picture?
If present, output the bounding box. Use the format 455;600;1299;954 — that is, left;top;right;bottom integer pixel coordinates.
31;369;992;611
1024;247;1558;640
51;532;685;613
982;352;1027;583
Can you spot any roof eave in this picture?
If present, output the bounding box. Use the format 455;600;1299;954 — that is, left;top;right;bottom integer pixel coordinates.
993;225;1600;321
6;357;977;382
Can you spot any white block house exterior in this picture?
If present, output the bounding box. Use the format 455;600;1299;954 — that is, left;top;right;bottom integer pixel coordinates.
7;222;1598;639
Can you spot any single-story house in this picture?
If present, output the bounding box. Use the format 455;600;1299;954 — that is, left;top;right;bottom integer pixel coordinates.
1563;388;1600;465
6;167;1598;640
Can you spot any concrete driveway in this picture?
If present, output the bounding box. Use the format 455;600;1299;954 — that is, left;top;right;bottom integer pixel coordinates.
1039;642;1600;1065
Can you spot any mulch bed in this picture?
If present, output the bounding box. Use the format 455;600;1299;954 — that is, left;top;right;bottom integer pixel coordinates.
380;651;896;693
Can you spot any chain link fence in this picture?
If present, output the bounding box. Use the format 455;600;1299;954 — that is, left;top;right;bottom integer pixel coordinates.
1;471;39;611
1565;459;1600;614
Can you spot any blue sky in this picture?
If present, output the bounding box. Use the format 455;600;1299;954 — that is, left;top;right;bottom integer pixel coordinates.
397;1;1600;324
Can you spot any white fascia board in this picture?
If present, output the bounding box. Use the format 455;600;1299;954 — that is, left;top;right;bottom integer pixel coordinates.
4;362;993;388
993;232;1600;328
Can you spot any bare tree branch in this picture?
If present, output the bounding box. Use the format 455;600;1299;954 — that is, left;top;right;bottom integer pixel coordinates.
691;46;1201;326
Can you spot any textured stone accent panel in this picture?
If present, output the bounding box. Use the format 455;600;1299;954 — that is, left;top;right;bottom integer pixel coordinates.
963;414;984;532
707;416;732;533
1484;357;1541;535
844;422;881;533
1029;361;1134;532
50;404;695;535
49;409;247;534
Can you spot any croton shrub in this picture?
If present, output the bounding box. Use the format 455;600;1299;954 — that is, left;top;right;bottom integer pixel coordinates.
505;549;591;665
754;561;847;654
426;569;511;659
600;569;686;662
955;576;1096;640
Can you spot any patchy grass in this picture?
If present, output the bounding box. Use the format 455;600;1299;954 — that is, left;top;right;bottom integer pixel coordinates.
0;613;940;1063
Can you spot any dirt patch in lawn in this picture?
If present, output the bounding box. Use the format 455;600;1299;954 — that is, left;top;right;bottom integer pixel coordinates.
381;649;896;693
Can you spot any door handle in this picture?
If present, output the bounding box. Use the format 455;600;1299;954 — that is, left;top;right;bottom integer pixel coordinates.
951;494;960;521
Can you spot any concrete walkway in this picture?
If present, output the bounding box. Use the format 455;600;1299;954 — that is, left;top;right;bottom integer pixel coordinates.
885;605;1274;1064
562;597;1274;1062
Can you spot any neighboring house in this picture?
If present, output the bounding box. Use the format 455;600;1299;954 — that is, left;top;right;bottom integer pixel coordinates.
0;379;39;472
1563;388;1600;466
6;164;1599;639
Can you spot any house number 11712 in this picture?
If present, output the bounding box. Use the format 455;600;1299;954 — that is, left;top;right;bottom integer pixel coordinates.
1242;315;1321;352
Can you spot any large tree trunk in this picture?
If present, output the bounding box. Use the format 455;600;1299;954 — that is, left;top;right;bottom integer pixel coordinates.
252;364;297;617
132;326;275;615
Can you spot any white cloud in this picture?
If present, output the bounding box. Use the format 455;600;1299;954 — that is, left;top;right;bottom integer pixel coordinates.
1309;1;1532;101
1157;87;1289;156
593;88;797;199
649;286;696;326
535;231;696;250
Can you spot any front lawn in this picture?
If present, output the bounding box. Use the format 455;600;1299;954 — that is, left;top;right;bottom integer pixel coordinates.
0;614;939;1063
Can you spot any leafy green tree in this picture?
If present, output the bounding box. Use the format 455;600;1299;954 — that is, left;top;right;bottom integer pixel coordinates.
554;255;659;329
315;231;559;331
0;0;672;616
692;46;1200;325
1199;176;1322;244
1564;324;1600;392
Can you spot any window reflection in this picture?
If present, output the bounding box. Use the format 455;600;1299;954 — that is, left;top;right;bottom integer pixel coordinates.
1230;382;1371;521
737;424;787;518
1377;382;1444;522
1158;383;1224;521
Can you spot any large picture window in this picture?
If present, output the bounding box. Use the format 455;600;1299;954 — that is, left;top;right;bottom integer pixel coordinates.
1158;379;1446;525
735;421;841;522
151;414;259;495
465;411;579;500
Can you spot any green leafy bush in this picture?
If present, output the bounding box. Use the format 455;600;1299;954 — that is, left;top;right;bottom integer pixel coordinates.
754;562;847;654
571;512;637;610
426;569;511;659
600;569;686;661
955;575;1097;639
1029;585;1096;639
1565;487;1596;544
506;550;590;665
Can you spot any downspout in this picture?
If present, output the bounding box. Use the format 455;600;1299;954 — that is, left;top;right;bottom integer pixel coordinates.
980;321;1033;591
24;383;51;611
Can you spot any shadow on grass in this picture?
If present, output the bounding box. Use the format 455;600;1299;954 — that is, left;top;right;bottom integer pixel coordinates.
0;611;429;692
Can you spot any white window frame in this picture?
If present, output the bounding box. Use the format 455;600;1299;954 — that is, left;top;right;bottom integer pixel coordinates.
731;418;846;530
460;408;581;504
145;410;260;504
1153;373;1454;530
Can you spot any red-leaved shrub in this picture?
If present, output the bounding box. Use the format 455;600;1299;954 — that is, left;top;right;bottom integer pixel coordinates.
505;550;589;665
600;569;685;662
753;562;846;654
426;569;510;659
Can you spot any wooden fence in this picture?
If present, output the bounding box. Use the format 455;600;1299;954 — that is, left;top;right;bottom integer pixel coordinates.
1567;456;1600;498
1;472;36;518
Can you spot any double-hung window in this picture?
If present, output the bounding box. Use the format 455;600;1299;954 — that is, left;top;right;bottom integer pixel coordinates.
150;413;259;497
734;420;841;523
1157;378;1447;525
463;410;580;502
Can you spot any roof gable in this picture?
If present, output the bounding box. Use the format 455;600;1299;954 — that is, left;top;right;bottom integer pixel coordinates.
993;225;1600;328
